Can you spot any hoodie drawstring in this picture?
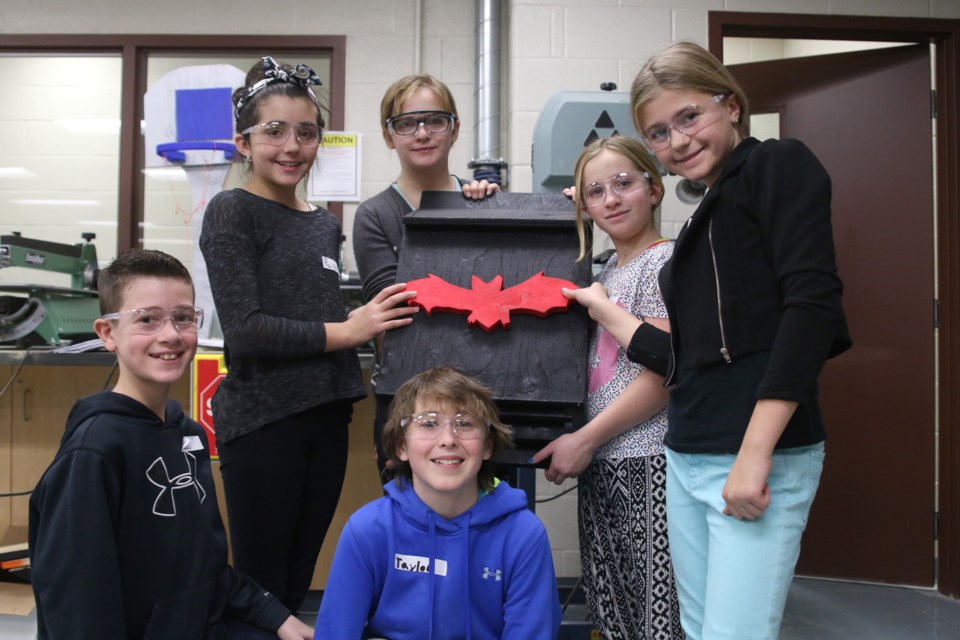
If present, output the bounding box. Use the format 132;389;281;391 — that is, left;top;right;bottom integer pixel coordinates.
428;511;437;640
463;511;472;640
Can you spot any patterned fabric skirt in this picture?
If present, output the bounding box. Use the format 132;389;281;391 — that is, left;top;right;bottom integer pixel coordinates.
578;454;684;640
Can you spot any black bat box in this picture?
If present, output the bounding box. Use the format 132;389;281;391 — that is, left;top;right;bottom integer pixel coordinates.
377;191;592;465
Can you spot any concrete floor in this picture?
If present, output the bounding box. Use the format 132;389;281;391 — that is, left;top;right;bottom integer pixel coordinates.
5;576;960;638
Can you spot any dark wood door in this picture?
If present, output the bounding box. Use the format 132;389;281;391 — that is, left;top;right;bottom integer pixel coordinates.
730;44;935;586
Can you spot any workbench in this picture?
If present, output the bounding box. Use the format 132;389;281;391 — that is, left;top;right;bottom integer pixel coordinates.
0;348;381;593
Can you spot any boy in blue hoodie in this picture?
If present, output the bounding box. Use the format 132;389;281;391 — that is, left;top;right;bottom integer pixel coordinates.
316;367;561;639
28;249;313;640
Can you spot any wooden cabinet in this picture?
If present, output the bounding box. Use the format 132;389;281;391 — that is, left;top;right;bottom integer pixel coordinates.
0;352;380;591
0;355;140;549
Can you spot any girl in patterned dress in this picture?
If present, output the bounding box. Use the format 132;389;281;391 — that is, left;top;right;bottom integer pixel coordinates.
532;136;683;639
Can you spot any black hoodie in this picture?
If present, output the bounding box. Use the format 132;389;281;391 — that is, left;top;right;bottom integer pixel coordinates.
28;391;290;639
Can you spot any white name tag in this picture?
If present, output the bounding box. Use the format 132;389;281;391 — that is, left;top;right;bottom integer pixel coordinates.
394;553;447;576
182;435;204;452
322;256;339;273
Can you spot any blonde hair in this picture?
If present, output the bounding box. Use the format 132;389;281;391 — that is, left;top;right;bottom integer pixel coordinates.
572;136;665;262
382;367;513;490
630;41;750;139
379;75;459;144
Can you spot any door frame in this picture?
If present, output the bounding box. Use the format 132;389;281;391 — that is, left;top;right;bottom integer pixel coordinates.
709;11;960;599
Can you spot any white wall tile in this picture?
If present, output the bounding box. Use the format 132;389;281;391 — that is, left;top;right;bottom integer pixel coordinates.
672;7;710;44
620;0;720;6
559;549;582;577
510;58;620;112
423;0;476;37
563;6;672;60
726;0;829;12
827;0;931;17
346;35;416;83
510;6;554;58
932;0;960;19
440;35;475;80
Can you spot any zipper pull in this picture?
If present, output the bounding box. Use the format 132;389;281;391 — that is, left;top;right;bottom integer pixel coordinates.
720;347;732;364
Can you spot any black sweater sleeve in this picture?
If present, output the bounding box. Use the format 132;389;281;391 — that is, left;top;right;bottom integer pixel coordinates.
200;192;331;360
626;321;672;377
747;140;850;401
29;449;128;639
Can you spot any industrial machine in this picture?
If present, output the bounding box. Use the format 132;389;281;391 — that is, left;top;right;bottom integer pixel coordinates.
0;232;101;347
532;86;706;204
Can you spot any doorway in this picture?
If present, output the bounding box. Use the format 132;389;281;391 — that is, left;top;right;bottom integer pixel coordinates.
709;12;960;598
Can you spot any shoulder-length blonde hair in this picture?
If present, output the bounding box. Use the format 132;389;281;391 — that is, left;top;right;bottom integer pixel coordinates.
630;41;750;140
379;74;459;144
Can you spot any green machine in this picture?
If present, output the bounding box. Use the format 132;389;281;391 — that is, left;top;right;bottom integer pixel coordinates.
0;232;101;347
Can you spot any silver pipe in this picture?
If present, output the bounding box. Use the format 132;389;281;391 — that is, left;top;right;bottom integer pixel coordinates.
472;0;506;183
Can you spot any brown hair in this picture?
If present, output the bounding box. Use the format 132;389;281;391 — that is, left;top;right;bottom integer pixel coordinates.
630;41;750;139
382;367;513;490
379;74;458;144
97;249;194;315
572;136;665;261
233;57;326;139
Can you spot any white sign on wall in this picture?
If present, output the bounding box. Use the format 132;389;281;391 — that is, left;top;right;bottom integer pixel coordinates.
307;131;362;203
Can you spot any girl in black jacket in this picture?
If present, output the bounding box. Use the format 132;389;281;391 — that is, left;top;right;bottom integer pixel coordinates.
564;42;851;640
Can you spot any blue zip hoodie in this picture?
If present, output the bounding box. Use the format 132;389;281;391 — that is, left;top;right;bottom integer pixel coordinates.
315;480;561;639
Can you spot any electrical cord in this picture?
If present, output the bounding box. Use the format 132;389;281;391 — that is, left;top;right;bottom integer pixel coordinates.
534;481;579;504
102;360;119;390
0;347;40;498
0;345;35;400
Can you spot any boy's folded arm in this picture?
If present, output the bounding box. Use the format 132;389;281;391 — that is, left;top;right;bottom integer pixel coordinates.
221;565;292;632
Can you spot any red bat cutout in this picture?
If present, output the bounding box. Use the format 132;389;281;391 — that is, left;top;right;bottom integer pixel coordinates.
405;272;579;332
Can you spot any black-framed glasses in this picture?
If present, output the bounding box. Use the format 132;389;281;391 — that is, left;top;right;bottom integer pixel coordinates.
101;306;204;335
400;411;487;440
641;94;729;151
583;172;650;208
240;121;321;147
386;111;456;136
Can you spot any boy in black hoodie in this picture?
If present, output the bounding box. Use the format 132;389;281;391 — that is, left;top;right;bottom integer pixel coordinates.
28;249;313;640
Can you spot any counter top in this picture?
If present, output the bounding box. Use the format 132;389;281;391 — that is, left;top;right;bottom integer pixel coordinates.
0;347;374;367
0;347;117;367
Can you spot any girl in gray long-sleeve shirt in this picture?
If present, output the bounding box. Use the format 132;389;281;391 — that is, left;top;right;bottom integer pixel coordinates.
352;74;498;476
200;55;416;614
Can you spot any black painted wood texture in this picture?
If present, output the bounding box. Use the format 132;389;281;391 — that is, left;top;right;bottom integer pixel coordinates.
378;191;592;464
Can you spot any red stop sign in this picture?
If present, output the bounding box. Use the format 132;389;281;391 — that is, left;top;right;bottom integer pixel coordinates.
192;354;226;459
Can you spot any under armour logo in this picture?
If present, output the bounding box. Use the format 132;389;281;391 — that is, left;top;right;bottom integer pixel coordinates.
145;452;206;517
482;567;502;581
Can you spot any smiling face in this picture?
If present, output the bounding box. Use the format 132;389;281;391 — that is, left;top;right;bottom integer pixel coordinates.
396;397;492;519
581;148;663;262
386;87;460;174
235;94;321;199
95;276;197;413
638;88;742;188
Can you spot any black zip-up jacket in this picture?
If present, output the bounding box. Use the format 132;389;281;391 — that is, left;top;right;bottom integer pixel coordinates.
628;137;851;451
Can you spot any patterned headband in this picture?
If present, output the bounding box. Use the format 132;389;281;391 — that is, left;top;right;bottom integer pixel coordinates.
234;56;322;119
